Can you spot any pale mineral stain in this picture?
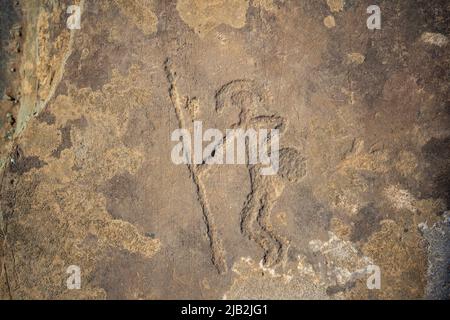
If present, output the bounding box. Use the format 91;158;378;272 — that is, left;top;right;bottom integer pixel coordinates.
308;232;373;275
347;53;365;65
16;1;77;135
362;220;427;299
3;61;161;299
176;0;249;36
337;140;390;174
323;15;336;28
225;231;374;299
224;257;330;300
96;219;160;258
420;32;448;47
330;217;352;240
253;0;276;12
384;185;417;213
326;0;344;13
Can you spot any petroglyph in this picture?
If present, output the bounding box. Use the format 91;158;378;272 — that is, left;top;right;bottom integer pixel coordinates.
166;66;308;271
164;58;227;274
215;80;265;113
3;0;448;299
213;80;306;268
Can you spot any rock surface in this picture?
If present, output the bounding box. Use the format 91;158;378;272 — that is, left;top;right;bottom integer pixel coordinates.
0;0;449;299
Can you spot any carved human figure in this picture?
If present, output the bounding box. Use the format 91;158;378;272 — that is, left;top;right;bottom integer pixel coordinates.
213;80;306;267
